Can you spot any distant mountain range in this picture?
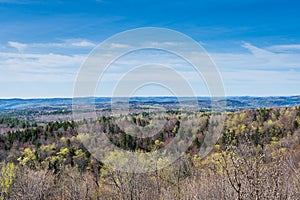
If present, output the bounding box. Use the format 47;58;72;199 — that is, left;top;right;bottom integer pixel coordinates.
0;96;299;111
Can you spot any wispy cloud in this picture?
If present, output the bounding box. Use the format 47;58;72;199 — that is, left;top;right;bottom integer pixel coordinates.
241;42;274;57
148;41;182;47
208;42;300;95
213;42;300;71
8;41;27;52
0;0;39;4
110;43;132;49
71;40;96;47
266;44;300;52
0;52;86;82
1;40;299;96
7;39;96;52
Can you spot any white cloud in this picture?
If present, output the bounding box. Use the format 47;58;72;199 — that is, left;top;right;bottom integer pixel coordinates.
208;43;300;95
0;52;86;82
0;0;34;4
71;40;96;47
8;41;27;52
6;39;96;51
241;42;274;57
267;44;300;52
1;41;300;96
148;41;181;47
110;43;131;49
212;43;300;71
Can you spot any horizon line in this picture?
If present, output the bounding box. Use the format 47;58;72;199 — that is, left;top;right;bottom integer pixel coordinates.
0;95;299;100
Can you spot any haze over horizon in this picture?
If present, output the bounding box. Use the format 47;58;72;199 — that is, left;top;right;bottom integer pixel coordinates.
0;95;300;101
0;0;300;98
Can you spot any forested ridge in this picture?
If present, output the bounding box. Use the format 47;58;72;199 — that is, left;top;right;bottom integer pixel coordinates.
0;106;299;199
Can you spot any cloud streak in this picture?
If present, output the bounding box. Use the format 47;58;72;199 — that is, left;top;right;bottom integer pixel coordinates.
266;44;300;52
7;39;96;52
8;41;27;52
0;40;299;96
0;52;86;82
0;0;40;4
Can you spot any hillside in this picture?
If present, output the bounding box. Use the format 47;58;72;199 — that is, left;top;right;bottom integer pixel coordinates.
0;104;299;199
1;96;299;111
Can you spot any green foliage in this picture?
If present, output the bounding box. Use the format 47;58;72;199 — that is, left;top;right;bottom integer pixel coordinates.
0;117;31;128
0;162;18;199
0;106;299;198
0;106;300;187
17;148;38;168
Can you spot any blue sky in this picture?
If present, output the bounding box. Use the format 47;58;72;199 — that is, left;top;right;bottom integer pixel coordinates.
0;0;300;98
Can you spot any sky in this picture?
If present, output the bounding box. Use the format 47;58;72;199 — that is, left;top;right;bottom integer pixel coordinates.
0;0;300;98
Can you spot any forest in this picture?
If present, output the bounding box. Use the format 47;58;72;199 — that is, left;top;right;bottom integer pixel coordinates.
0;106;299;199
